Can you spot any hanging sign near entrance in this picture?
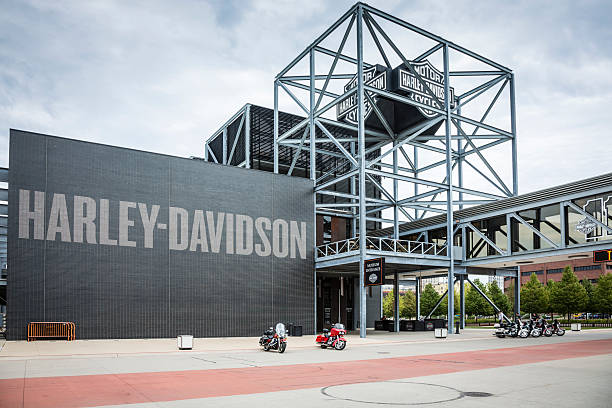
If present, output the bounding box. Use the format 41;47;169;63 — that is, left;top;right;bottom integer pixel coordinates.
364;257;385;286
593;249;612;263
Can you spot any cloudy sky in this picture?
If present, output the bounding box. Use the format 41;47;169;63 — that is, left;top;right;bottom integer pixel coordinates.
1;0;611;194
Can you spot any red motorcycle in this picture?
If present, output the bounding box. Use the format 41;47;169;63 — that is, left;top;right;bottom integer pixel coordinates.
316;323;347;350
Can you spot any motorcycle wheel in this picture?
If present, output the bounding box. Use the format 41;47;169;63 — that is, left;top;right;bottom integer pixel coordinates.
496;333;505;338
320;344;327;349
334;340;346;350
519;329;529;338
510;331;518;338
531;329;541;338
279;342;286;353
556;329;565;336
544;329;553;337
263;343;270;351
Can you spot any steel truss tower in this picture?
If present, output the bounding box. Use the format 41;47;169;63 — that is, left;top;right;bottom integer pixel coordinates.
273;2;517;337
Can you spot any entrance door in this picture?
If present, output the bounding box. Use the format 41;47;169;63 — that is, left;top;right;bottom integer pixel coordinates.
317;276;354;331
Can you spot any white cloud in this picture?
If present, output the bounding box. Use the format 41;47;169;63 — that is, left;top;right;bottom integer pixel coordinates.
0;0;610;195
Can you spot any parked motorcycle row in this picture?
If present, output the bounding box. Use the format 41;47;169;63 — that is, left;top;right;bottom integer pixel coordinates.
259;322;348;353
494;317;565;338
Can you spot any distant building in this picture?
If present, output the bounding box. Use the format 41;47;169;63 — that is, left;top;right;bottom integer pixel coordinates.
504;258;612;289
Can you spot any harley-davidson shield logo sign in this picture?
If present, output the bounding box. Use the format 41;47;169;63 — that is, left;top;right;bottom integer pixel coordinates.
394;60;455;117
337;65;388;125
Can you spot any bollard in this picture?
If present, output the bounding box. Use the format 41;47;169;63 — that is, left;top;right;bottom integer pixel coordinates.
455;321;460;334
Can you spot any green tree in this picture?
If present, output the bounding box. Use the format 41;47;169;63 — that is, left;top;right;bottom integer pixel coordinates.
549;266;588;321
400;290;417;319
581;279;596;314
487;281;511;315
594;273;612;317
382;289;395;318
465;279;493;319
545;280;556;316
420;283;441;317
520;273;548;315
383;289;417;319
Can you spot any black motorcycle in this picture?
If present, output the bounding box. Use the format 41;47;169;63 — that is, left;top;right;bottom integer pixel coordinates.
494;321;519;338
518;319;534;338
550;319;566;336
539;318;553;337
259;323;287;353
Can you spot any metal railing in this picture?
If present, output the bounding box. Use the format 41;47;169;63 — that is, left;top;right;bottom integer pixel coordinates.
27;322;75;341
316;236;447;258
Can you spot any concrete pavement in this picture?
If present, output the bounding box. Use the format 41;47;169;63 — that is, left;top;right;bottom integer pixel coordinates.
0;329;611;407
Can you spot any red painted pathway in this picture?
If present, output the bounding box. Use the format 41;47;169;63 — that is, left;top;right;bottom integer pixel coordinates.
1;339;611;408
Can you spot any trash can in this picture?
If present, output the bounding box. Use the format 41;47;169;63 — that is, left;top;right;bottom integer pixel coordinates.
177;335;193;350
287;322;294;336
375;320;386;330
434;328;447;338
571;323;581;331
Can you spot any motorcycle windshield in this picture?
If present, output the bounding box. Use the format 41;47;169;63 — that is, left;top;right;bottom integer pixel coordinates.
333;323;345;330
275;323;286;337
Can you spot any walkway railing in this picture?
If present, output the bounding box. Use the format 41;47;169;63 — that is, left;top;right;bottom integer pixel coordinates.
316;236;448;258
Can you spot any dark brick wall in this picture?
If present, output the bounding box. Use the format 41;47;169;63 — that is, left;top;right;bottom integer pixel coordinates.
8;130;314;340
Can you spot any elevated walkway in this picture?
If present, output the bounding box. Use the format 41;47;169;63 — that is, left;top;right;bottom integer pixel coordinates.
316;172;612;278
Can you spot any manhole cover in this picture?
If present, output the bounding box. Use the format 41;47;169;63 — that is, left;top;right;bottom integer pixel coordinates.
321;381;464;405
464;392;493;397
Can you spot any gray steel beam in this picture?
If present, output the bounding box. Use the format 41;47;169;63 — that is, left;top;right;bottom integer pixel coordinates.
280;79;340;100
273;80;279;173
443;43;455;334
357;5;367;339
415;277;421;318
394;271;399;332
315;14;355;111
459;274;465;329
560;202;567;248
464;222;506;256
310;48;317;328
566;201;612;235
0;189;7;202
510;73;518;195
425;288;448;319
466;277;511;323
222;128;227;165
510;212;559;248
204;104;248;144
227;113;245;165
276;5;357;79
245;104;251;169
514;267;521;316
362;4;511;72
